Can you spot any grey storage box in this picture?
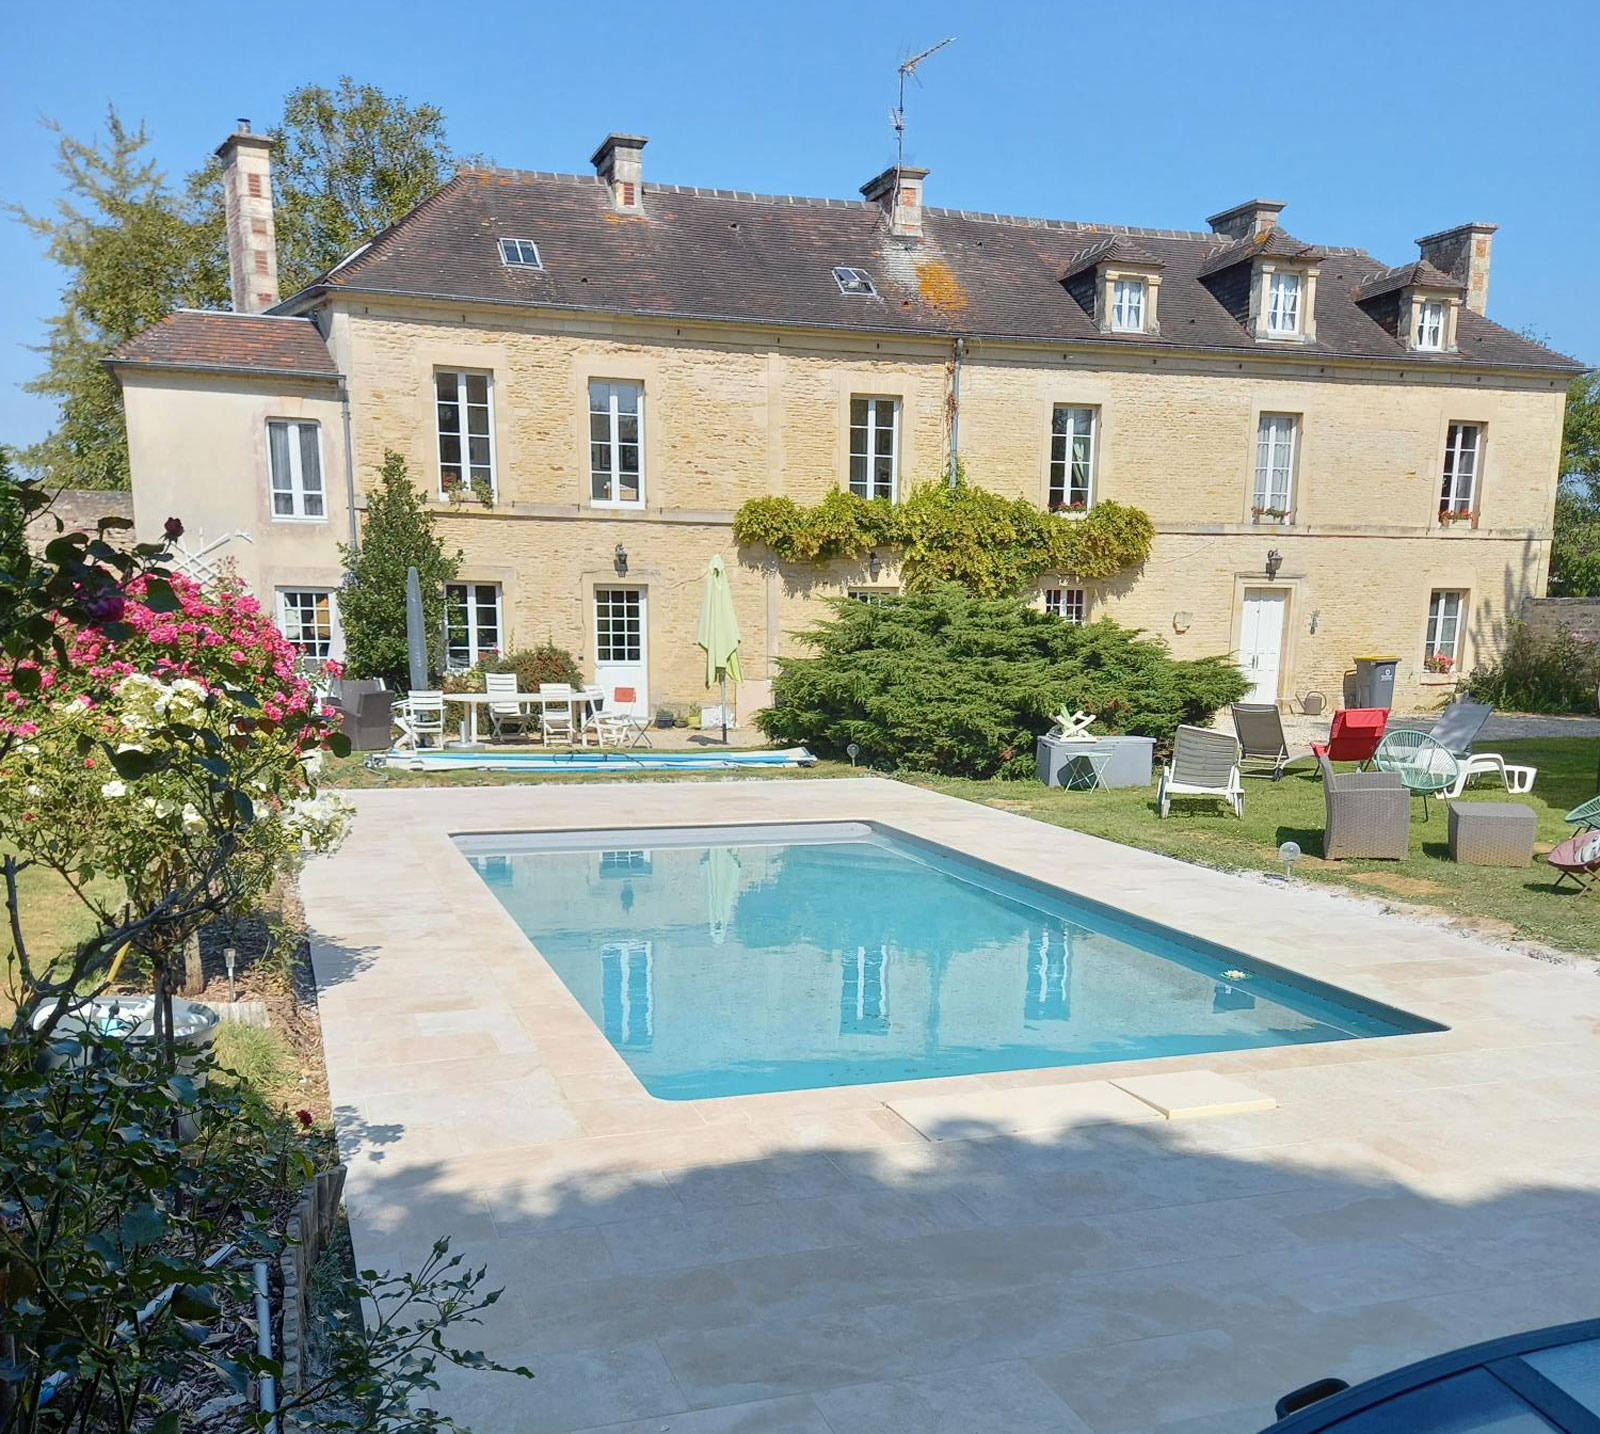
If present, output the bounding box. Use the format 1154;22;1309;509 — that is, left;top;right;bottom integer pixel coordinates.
1036;734;1155;789
1448;802;1537;867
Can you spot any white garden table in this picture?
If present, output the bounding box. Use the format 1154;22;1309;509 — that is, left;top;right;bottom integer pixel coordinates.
439;691;595;746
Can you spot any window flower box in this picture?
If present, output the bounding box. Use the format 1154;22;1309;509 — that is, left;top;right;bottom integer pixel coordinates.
1423;653;1456;675
1251;505;1293;524
1438;507;1478;528
1048;500;1090;515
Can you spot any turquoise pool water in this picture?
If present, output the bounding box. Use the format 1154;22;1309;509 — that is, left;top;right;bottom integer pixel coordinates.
457;823;1437;1100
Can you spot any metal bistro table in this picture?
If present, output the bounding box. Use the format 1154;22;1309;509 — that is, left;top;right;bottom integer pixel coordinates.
439;691;596;747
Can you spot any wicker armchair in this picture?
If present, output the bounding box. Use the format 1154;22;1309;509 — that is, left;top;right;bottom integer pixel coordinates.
1319;754;1410;860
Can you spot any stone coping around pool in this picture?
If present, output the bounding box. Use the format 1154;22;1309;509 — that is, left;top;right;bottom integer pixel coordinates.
300;778;1600;1433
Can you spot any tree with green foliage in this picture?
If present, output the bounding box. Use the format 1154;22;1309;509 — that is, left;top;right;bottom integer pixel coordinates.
757;583;1250;778
15;83;459;489
1550;373;1600;596
338;450;461;688
186;76;456;298
6;112;227;489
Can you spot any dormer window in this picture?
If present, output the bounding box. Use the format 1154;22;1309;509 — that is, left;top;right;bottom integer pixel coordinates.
833;267;876;296
1416;301;1445;351
1267;272;1302;335
1111;280;1146;333
498;238;542;268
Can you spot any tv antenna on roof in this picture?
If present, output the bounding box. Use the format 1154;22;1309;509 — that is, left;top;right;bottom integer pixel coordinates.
891;37;955;177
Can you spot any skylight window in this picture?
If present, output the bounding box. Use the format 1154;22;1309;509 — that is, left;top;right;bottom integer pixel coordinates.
498;238;542;269
833;267;876;297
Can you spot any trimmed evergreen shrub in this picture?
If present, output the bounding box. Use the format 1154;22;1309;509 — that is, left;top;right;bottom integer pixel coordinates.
1463;620;1600;714
756;583;1251;777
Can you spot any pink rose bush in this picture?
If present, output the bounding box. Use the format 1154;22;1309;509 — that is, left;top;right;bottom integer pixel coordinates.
0;572;350;959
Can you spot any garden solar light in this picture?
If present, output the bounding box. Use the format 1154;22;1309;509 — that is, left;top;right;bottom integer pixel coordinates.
847;742;860;767
224;946;237;1003
1279;840;1301;879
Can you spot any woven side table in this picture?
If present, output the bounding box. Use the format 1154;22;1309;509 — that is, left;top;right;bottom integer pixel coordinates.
1448;801;1537;867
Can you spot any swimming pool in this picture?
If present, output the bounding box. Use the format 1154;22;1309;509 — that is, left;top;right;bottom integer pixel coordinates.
457;823;1438;1100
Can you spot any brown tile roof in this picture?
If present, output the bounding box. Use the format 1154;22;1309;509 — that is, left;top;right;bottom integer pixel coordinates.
276;168;1581;372
1357;260;1466;300
1195;227;1326;278
1058;236;1164;282
107;311;339;378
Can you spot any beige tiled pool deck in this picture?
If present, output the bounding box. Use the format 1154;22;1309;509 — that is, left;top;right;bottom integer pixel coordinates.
303;779;1600;1433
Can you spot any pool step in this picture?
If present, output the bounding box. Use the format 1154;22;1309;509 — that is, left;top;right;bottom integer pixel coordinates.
884;1071;1275;1142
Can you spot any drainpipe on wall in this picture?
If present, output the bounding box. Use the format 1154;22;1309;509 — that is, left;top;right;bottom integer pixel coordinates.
949;336;967;486
338;377;359;554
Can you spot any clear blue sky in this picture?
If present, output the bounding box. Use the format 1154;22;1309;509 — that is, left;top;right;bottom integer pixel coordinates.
4;0;1595;450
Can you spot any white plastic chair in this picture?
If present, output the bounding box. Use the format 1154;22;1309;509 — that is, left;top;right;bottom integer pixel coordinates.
593;685;653;749
484;671;528;742
576;684;606;747
393;690;445;751
538;683;575;746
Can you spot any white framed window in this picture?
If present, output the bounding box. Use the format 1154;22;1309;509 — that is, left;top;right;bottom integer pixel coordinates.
594;588;644;663
1425;589;1466;663
498;237;542;268
1044;588;1087;625
598;850;652;877
443;582;502;670
1266;271;1302;335
1416;301;1445;351
275;589;336;663
589;379;644;507
435;370;495;497
1111;279;1145;332
833;267;876;296
847;588;897;604
848;396;900;501
1048;405;1096;510
267;419;325;520
1441;423;1482;515
1253;413;1298;518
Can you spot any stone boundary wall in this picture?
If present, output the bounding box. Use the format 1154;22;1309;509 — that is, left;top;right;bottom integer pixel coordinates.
1523;597;1600;643
23;488;134;553
280;1164;347;1402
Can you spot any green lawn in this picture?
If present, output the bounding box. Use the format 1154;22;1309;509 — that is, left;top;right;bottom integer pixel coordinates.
5;863;119;1014
912;737;1600;956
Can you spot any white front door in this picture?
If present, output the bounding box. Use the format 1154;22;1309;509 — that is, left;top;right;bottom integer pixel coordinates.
1239;588;1286;704
594;587;649;718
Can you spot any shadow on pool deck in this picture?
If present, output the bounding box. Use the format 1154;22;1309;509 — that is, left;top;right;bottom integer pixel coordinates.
327;1090;1600;1434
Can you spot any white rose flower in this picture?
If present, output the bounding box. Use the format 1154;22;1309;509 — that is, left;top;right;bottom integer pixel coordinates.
100;780;128;799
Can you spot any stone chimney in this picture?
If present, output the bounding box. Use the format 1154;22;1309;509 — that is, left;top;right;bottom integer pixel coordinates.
216;120;279;313
1416;222;1497;315
591;133;648;213
861;165;929;240
1206;198;1287;242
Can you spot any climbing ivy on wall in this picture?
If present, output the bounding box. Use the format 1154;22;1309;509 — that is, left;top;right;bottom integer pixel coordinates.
732;480;1155;598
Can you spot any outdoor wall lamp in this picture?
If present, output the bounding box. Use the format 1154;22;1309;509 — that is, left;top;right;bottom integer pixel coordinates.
1173;610;1192;633
868;550;882;580
613;542;628;577
1265;548;1283;581
1309;608;1321;635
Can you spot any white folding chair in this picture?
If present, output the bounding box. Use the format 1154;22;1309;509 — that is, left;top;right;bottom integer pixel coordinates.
484;671;528;743
538;683;575;746
593;685;653;749
576;684;606;747
393;690;445;751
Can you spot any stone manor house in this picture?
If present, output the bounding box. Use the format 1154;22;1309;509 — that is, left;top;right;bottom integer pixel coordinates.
110;123;1582;719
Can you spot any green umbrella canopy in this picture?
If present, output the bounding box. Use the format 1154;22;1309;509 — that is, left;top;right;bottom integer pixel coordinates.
697;555;743;687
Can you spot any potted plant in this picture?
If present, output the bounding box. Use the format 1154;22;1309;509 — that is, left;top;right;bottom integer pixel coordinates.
1423;653;1456;675
1049;499;1090;515
441;472;464;502
1438;507;1478;527
1251;505;1293;523
470;476;496;508
655;706;677;729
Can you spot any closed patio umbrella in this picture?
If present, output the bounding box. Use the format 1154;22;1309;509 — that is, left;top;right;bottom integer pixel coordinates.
697;555;742;744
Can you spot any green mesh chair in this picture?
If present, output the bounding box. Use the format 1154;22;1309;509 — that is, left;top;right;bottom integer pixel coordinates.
1565;795;1600;832
1373;730;1459;821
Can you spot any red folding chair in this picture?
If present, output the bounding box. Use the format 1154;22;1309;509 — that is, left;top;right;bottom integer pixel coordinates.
1311;708;1388;772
